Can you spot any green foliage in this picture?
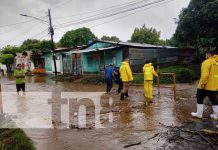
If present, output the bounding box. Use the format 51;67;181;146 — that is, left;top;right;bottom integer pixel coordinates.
21;39;41;52
60;27;97;47
101;35;120;42
1;45;22;55
51;75;81;81
0;54;14;64
130;24;165;45
0;129;35;150
0;54;14;72
80;76;106;85
132;65;200;84
174;0;218;49
40;40;53;52
177;68;193;83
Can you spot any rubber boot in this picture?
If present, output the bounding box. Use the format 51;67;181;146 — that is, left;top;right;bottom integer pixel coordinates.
191;104;203;118
125;92;129;97
120;93;125;100
210;105;218;120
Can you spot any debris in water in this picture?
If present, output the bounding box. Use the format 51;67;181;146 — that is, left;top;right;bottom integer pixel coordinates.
124;142;141;148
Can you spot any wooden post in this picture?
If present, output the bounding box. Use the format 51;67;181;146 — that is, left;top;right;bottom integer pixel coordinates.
157;65;160;95
75;54;77;75
81;60;84;76
173;73;176;100
104;50;106;70
0;77;3;114
98;52;101;79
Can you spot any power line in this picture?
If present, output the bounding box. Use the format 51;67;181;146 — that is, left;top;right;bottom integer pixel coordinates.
53;0;148;20
55;0;166;29
89;0;175;29
51;0;73;10
0;19;33;28
54;0;151;23
0;23;47;48
0;15;47;28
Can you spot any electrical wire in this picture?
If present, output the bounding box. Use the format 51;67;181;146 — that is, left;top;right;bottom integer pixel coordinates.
89;0;175;29
55;0;166;29
51;0;73;10
0;15;47;28
53;0;149;20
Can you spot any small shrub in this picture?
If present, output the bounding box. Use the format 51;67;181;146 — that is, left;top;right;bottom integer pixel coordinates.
80;76;106;85
0;129;35;150
177;68;193;83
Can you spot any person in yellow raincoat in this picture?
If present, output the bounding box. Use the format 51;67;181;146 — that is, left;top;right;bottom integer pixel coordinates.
143;61;158;103
191;50;218;119
120;58;133;100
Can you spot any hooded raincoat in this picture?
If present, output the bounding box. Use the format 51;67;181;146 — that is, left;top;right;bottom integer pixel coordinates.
143;63;158;99
120;61;133;82
198;55;218;91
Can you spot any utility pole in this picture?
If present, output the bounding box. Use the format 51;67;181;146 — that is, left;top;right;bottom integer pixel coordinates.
48;9;57;76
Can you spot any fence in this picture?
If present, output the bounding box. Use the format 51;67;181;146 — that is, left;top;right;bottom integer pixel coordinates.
132;72;176;99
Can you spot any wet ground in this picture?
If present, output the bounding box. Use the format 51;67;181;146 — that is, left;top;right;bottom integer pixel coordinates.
0;74;218;150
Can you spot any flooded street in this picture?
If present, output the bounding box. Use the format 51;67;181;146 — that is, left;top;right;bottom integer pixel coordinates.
1;75;217;150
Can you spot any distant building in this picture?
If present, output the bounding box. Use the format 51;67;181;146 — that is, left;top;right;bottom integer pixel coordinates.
74;40;196;73
14;51;34;71
44;47;82;75
43;40;196;75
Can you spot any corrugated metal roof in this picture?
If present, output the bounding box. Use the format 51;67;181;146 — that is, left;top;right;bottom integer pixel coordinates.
64;46;119;54
118;42;177;49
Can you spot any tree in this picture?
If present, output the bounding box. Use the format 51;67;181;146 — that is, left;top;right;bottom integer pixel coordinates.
0;54;14;72
173;0;218;57
20;39;41;51
59;27;97;47
101;35;120;42
40;40;53;52
1;45;22;55
130;25;165;45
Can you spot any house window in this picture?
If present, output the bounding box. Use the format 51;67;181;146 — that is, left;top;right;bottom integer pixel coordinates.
112;57;116;65
45;57;51;65
87;57;93;67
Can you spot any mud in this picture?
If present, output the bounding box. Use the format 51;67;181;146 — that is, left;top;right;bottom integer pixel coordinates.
1;75;218;150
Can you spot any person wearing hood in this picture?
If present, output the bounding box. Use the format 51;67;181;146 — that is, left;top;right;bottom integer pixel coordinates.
113;67;123;94
191;50;218;119
143;61;158;104
120;58;133;100
105;64;114;93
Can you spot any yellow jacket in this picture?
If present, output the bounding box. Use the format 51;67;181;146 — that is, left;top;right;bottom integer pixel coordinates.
198;55;218;91
120;61;133;82
143;63;158;80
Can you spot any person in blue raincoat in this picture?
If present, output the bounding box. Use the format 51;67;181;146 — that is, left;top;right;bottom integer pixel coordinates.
105;64;114;93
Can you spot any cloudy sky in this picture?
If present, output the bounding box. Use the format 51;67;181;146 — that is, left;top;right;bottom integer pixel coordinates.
0;0;190;48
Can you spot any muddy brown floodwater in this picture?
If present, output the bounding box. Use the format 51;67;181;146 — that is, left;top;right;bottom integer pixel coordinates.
1;74;218;150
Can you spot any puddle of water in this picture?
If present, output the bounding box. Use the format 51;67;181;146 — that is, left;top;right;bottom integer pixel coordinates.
1;75;215;149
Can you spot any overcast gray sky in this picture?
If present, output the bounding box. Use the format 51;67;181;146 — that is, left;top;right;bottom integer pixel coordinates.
0;0;190;48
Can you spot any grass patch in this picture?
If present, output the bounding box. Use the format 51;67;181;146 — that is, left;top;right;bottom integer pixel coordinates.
0;128;35;150
51;75;81;82
80;65;201;85
80;76;106;85
133;65;200;84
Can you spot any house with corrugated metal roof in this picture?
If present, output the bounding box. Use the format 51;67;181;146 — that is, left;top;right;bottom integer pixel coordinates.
44;40;195;75
73;40;193;73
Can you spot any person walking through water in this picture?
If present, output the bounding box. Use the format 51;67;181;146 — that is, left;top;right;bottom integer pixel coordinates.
120;58;133;100
105;64;114;93
143;61;158;105
191;50;218;119
113;67;123;94
14;64;26;95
